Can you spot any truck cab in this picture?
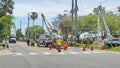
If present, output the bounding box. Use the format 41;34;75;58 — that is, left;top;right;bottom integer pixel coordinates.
9;33;16;43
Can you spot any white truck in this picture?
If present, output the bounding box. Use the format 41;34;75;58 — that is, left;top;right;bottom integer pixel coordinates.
9;33;16;43
37;34;52;47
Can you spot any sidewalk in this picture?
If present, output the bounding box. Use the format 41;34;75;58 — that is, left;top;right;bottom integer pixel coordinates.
0;47;13;55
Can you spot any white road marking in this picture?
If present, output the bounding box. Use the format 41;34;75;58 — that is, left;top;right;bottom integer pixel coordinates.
58;52;65;55
42;52;51;55
30;52;38;55
69;51;79;54
91;51;102;53
15;53;22;55
82;51;91;54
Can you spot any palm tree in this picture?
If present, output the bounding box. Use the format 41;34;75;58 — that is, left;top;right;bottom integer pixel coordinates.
0;0;14;17
31;12;38;40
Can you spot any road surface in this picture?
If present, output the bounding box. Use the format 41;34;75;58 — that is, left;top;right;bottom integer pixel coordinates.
0;42;120;68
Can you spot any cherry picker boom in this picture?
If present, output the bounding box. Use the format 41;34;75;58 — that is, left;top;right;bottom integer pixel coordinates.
98;5;112;39
41;13;58;35
41;13;69;47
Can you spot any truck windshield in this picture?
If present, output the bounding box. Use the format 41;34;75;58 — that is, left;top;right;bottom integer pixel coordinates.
112;39;119;41
9;35;16;38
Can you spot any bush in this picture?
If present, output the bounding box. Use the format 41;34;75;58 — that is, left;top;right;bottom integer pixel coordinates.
79;44;85;47
82;38;93;44
0;43;2;46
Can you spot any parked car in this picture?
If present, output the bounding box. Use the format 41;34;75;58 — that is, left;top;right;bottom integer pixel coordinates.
106;38;120;47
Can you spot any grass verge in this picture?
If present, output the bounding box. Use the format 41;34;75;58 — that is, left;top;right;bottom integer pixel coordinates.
0;43;2;50
78;43;120;52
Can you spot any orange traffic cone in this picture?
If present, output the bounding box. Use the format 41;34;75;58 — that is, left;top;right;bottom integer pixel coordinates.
83;46;86;51
49;44;52;50
101;45;105;50
64;46;67;51
37;43;40;47
56;47;58;51
91;46;94;51
6;44;9;48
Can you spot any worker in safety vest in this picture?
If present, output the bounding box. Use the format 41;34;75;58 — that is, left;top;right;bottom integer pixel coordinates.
56;37;62;52
52;36;56;48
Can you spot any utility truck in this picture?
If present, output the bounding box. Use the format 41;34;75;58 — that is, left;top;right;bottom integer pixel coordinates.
9;33;16;43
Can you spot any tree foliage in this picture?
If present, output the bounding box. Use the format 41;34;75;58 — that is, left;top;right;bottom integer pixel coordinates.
16;29;23;40
25;25;45;39
31;12;38;21
0;15;14;36
0;0;14;38
52;6;120;37
0;0;14;18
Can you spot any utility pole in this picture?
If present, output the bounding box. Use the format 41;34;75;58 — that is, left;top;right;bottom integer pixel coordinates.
70;0;79;45
75;0;78;32
71;0;74;34
20;20;22;38
70;0;74;46
28;13;30;39
75;0;78;43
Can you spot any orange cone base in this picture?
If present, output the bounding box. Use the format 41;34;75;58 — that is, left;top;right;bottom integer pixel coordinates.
49;45;52;50
91;46;94;51
83;47;86;51
64;46;67;50
101;46;105;50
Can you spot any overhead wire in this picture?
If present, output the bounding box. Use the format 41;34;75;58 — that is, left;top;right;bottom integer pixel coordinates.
106;8;118;13
41;0;60;12
83;0;108;10
79;0;120;15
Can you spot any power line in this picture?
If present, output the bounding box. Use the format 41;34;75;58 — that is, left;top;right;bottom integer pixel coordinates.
83;0;108;10
42;0;59;11
106;8;118;12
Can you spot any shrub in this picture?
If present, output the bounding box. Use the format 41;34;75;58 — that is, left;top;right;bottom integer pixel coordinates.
82;38;93;44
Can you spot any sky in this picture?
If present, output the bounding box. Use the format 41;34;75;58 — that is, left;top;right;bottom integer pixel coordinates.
12;0;120;34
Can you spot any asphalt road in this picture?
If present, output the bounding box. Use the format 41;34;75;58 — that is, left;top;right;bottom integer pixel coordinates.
0;42;120;68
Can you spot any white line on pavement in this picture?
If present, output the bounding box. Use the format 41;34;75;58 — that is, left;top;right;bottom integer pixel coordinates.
91;51;102;53
58;52;65;55
42;52;51;55
30;52;38;55
15;53;22;55
82;51;91;54
69;51;79;54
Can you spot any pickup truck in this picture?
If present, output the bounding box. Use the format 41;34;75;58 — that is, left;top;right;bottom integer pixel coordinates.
37;34;52;47
106;38;120;47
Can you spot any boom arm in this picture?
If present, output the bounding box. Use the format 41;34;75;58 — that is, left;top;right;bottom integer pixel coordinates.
98;5;111;37
41;13;57;34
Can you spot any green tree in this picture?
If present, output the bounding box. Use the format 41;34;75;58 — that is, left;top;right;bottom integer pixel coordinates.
0;15;14;37
31;12;38;40
25;25;45;40
77;14;97;34
52;6;120;39
0;0;14;18
16;29;23;40
93;8;98;15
